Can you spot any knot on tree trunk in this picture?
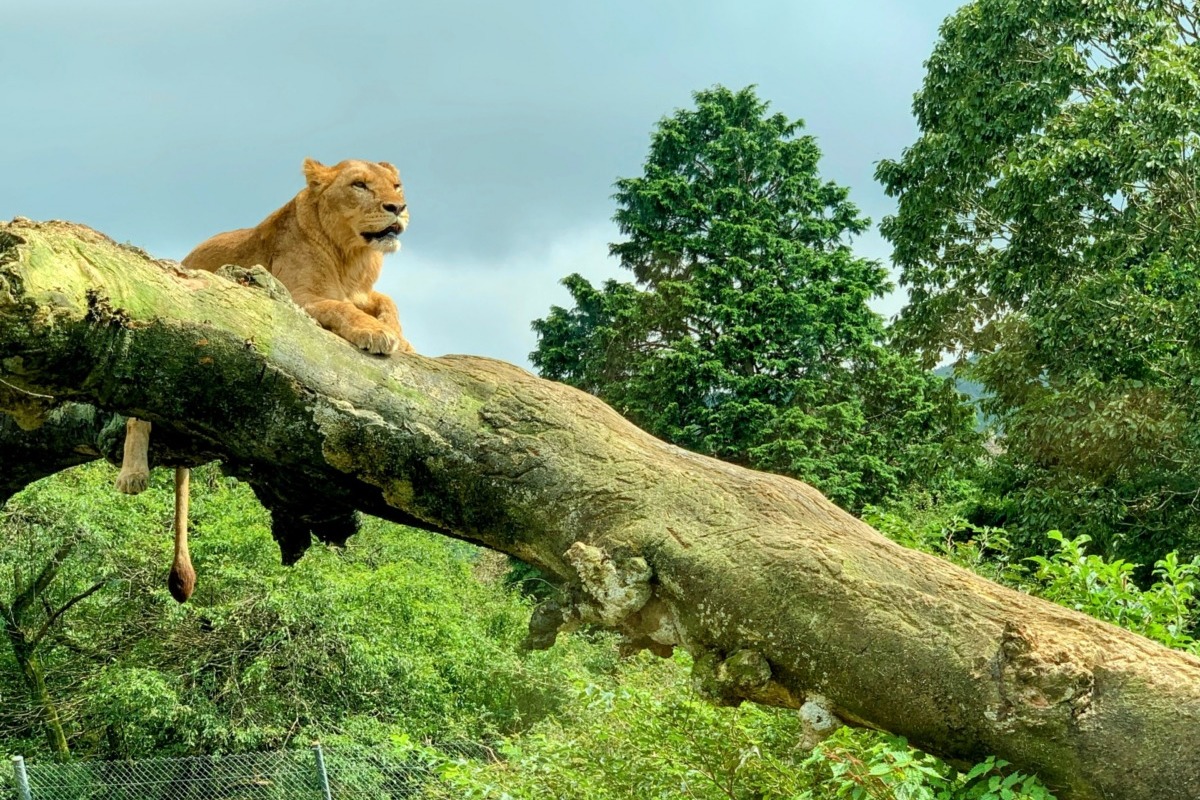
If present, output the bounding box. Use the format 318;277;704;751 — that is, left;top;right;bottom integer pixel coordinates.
989;622;1097;733
565;541;652;626
215;264;296;306
692;648;804;709
521;543;686;657
798;694;842;749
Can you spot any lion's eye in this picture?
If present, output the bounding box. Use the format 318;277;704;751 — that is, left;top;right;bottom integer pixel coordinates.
351;180;368;190
394;183;401;190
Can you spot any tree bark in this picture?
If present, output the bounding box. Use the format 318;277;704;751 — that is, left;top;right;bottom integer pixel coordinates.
1;219;1198;800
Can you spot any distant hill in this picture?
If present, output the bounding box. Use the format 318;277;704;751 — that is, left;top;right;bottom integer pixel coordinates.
933;363;990;429
933;363;985;402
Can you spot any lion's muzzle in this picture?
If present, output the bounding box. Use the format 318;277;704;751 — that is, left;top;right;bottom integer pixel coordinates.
362;221;405;243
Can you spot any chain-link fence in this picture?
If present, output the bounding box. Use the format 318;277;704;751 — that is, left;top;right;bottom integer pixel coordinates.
4;743;484;800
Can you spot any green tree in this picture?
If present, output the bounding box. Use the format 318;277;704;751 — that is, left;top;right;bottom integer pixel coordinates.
0;535;108;758
0;463;612;760
876;0;1200;560
0;466;179;758
533;86;978;510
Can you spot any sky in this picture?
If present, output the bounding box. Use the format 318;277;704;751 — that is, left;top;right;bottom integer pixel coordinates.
2;0;963;367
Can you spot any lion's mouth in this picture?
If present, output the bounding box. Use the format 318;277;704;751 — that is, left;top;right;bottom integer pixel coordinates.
362;222;404;243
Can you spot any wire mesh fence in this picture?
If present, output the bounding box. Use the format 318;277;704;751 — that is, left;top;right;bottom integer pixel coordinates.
3;743;485;800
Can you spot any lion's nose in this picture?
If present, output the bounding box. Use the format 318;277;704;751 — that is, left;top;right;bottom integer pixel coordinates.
383;203;406;215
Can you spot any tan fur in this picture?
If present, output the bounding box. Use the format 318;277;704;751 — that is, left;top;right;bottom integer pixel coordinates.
169;466;195;603
115;417;152;494
183;158;413;354
115;158;413;601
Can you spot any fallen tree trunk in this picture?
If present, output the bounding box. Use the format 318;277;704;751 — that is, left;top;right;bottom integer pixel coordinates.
1;219;1198;800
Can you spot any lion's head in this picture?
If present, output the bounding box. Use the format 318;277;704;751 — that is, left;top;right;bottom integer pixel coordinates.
302;158;410;254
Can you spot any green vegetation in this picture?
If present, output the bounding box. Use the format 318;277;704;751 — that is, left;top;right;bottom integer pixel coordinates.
6;0;1200;795
0;463;610;760
513;0;1200;789
876;0;1200;564
531;85;980;512
11;460;1197;797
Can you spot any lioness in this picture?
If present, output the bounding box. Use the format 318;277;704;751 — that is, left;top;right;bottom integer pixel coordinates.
116;158;413;602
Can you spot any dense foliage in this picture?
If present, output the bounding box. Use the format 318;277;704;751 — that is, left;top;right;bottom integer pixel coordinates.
2;464;1130;799
8;8;1200;793
532;86;979;511
0;464;608;760
9;461;1191;796
876;0;1200;562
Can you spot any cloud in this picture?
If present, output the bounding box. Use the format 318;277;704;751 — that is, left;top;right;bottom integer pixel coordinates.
1;0;960;361
385;223;624;368
390;222;909;370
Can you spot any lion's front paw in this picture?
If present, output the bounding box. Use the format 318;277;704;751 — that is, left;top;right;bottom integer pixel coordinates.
115;468;150;495
347;324;400;355
377;313;414;351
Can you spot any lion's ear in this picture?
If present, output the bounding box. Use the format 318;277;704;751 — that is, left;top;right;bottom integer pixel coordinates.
303;158;332;190
378;161;399;178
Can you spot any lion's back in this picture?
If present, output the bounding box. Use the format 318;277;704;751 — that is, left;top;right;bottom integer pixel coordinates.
181;226;268;273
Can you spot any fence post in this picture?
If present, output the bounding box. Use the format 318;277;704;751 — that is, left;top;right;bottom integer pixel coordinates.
11;756;31;800
312;745;332;800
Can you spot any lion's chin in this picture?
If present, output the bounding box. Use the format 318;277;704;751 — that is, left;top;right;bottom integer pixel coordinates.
369;238;401;254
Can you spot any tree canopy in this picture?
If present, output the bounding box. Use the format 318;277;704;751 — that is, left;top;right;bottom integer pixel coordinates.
876;0;1200;560
533;86;978;510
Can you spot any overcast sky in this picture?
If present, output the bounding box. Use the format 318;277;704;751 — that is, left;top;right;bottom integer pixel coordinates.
2;0;962;366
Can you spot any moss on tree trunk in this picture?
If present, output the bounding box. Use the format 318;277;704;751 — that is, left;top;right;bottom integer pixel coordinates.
1;219;1199;800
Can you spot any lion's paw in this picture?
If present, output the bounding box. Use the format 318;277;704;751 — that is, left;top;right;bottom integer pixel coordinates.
348;326;400;356
115;468;150;495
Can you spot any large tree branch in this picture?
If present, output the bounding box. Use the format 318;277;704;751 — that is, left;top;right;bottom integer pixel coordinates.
0;402;405;559
0;219;1198;800
0;402;115;505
